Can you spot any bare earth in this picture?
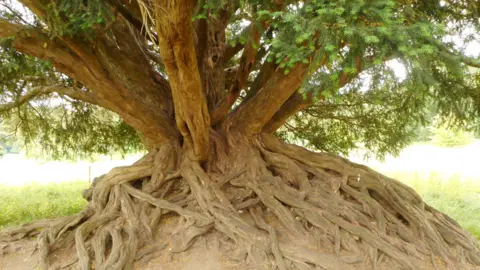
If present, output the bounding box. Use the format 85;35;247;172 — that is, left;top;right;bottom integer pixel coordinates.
1;214;475;270
0;235;463;270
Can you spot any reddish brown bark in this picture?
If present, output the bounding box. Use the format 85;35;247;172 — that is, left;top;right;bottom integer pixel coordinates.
229;64;309;134
263;55;365;133
211;22;263;125
155;0;211;160
263;91;317;133
196;10;229;113
0;19;178;146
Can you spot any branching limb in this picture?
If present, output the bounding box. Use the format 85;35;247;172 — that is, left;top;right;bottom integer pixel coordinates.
224;24;252;62
264;56;364;133
0;85;62;112
263;91;316;133
241;59;278;104
154;0;211;160
211;20;265;125
56;88;105;107
0;19;179;145
107;0;159;43
229;64;309;134
0;84;106;114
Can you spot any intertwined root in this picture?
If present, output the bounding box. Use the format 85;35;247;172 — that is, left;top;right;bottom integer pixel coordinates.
1;134;479;270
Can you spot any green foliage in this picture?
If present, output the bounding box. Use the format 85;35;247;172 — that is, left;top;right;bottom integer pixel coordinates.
0;128;21;156
0;37;144;160
413;109;477;146
225;0;480;158
2;105;145;160
277;69;432;159
258;0;450;73
0;181;88;229
44;0;113;38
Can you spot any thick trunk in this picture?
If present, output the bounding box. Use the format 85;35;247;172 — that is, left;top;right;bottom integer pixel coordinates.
1;134;479;270
155;0;211;161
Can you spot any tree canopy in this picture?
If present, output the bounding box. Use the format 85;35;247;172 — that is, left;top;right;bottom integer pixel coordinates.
0;0;479;159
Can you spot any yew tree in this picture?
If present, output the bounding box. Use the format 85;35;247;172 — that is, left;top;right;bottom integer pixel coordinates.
1;0;480;269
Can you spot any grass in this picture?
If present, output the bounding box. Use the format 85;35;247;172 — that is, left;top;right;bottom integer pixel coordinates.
0;180;89;229
0;172;479;243
382;171;480;241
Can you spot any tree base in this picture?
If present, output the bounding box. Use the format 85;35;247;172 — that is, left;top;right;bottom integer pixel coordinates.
1;134;479;270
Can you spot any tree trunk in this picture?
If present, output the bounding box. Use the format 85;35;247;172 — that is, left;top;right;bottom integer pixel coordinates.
1;133;479;270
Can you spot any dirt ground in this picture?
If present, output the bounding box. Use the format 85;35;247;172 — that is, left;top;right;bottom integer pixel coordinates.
0;234;251;270
2;221;477;270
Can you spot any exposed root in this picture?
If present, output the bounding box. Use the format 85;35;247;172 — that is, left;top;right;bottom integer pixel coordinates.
1;134;479;270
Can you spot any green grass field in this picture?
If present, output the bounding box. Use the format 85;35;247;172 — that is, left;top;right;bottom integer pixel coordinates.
383;171;480;241
0;180;88;229
0;172;479;243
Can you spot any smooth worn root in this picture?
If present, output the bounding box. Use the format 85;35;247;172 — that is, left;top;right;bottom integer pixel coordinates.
1;134;479;270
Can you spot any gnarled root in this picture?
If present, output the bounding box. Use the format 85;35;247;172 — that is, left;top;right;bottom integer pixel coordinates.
1;134;479;270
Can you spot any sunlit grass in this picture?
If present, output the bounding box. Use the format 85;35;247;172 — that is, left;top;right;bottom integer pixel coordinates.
0;173;479;243
0;180;89;229
381;170;480;241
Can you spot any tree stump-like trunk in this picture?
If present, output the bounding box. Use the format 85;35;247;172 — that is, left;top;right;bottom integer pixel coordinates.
1;134;479;270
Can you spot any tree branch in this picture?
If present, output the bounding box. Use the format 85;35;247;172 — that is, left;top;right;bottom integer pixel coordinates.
229;63;309;135
196;9;230;113
108;0;159;43
225;42;243;62
56;88;105;106
242;59;278;105
0;84;113;114
211;21;264;125
224;23;257;62
1;19;179;145
262;91;316;133
432;41;480;68
17;0;48;19
0;19;25;37
155;0;211;160
263;56;364;133
224;65;239;90
0;85;67;112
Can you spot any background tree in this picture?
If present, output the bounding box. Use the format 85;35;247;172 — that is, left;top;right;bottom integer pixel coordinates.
1;0;480;269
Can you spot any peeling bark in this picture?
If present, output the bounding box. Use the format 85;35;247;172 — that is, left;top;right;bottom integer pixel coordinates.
211;21;263;125
155;0;211;161
230;64;309;134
